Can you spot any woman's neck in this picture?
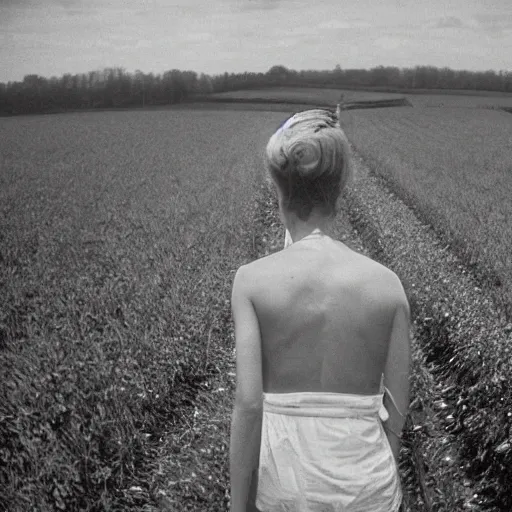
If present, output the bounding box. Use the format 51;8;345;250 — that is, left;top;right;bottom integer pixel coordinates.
284;212;334;244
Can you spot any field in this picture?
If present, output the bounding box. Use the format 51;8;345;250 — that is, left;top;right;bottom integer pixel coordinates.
211;86;405;104
404;92;512;108
211;86;512;110
340;106;512;314
2;92;512;511
0;109;286;510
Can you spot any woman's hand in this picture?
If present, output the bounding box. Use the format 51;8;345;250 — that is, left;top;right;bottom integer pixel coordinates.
384;424;402;463
284;228;293;248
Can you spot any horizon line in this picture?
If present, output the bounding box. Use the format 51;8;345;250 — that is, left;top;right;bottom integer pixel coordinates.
2;63;511;85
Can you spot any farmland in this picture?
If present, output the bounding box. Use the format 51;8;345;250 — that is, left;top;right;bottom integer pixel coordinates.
404;92;512;108
339;106;512;315
0;109;285;510
211;86;404;104
211;85;512;110
2;91;512;511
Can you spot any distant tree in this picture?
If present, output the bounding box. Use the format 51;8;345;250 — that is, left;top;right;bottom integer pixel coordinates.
1;63;511;116
144;73;156;105
370;66;390;86
133;70;146;107
21;74;44;112
182;71;198;98
197;73;213;94
500;70;512;92
267;65;290;83
0;82;7;113
164;70;186;103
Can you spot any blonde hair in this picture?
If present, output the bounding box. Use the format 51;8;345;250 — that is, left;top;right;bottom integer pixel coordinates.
265;106;351;220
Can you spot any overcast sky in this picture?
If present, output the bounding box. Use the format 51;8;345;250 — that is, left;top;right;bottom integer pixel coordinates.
1;0;511;83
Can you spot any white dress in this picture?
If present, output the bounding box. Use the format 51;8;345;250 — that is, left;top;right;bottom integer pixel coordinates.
255;384;403;512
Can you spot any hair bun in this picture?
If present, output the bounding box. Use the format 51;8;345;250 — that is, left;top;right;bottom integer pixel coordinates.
265;107;352;220
286;138;323;178
266;107;350;184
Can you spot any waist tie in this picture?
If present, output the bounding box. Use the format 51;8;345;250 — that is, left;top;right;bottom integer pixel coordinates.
263;391;390;422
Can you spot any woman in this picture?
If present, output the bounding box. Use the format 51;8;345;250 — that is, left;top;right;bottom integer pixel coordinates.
229;106;410;512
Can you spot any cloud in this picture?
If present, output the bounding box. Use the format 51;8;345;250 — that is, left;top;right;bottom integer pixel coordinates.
375;35;404;50
3;0;511;83
317;20;354;30
235;0;283;12
316;19;371;30
428;16;483;32
183;32;214;43
63;8;93;17
0;0;36;25
473;12;512;33
286;18;372;40
435;16;465;29
0;0;34;6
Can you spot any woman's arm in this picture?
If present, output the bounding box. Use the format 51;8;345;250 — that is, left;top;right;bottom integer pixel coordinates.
383;298;411;461
229;266;263;512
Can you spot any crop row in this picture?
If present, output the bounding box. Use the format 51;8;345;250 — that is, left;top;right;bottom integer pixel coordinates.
339;129;512;510
0;109;286;510
340;106;512;319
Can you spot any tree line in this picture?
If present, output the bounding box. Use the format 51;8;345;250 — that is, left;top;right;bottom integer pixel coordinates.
1;64;511;116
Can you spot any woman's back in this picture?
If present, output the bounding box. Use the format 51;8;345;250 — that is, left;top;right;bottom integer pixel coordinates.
229;107;409;512
246;233;406;396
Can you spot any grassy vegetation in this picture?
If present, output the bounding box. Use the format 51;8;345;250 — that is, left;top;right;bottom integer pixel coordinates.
193;87;411;113
338;111;512;510
209;86;512;110
340;106;512;318
210;86;404;104
3;97;512;510
0;109;287;510
157;175;429;512
404;93;512;108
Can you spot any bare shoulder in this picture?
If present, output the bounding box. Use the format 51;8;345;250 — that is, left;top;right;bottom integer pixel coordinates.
232;263;252;293
235;250;284;279
380;266;410;316
231;257;272;295
356;252;410;313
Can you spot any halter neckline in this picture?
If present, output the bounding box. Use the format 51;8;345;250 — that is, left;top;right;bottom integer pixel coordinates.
296;227;328;243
